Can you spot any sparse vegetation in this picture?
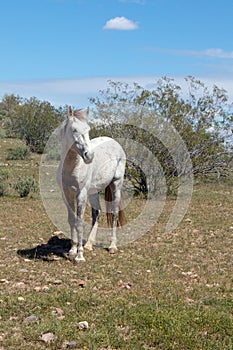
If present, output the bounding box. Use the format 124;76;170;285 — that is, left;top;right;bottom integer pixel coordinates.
0;95;65;153
0;136;232;350
14;176;37;198
0;168;9;196
0;79;232;349
6;146;31;161
0;181;8;196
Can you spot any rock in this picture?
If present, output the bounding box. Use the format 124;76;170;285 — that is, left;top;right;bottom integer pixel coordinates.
78;321;89;330
42;285;50;291
41;332;57;343
17;296;25;302
65;341;77;348
15;282;26;288
51;307;64;319
0;279;9;284
19;269;28;273
24;315;38;323
78;280;85;288
53;279;62;285
51;307;64;316
185;218;192;223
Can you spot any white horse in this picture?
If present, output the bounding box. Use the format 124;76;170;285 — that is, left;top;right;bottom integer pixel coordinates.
57;107;126;263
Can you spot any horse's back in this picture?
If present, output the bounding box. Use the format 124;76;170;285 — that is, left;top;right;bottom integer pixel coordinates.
91;136;125;158
88;136;125;193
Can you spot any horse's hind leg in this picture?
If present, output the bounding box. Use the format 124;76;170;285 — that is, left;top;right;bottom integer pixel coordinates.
107;181;122;254
85;193;101;251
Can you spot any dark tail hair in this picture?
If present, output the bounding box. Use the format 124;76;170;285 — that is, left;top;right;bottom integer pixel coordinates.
105;185;126;228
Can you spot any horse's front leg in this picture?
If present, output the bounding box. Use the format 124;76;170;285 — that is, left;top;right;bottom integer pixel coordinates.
62;189;78;260
74;191;87;263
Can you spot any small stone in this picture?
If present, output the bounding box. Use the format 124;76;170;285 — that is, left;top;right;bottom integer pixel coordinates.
185;218;192;223
17;296;25;302
125;283;132;290
24;315;38;323
53;280;62;285
79;280;85;288
51;307;64;316
15;282;26;288
41;332;57;343
53;230;64;235
78;321;89;330
0;279;9;284
66;341;77;348
42;285;50;291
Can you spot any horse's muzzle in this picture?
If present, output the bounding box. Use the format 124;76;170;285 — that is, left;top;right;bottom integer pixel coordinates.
83;151;94;164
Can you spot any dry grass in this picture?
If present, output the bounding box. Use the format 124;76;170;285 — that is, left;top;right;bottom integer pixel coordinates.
0;138;232;349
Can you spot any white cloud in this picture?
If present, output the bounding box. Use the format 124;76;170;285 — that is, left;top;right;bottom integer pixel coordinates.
202;48;233;59
103;16;138;30
148;47;233;59
1;75;233;108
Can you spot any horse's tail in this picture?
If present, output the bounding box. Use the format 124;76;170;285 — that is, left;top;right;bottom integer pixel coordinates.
105;185;127;228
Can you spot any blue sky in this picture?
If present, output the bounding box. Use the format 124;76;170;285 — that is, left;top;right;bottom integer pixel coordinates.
1;0;233;106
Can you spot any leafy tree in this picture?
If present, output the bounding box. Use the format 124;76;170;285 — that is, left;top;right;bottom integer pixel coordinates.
0;94;22;136
5;97;64;153
90;77;233;194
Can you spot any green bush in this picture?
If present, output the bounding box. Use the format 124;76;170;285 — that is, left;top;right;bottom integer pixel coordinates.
0;181;8;196
14;176;37;198
0;168;9;180
0;169;9;196
7;97;65;153
6;146;31;160
0;129;5;139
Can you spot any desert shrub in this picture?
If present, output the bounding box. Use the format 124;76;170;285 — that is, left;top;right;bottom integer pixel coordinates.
14;176;37;198
8;97;65;153
0;169;9;196
0;168;9;180
0;129;4;139
0;181;8;196
6;146;31;160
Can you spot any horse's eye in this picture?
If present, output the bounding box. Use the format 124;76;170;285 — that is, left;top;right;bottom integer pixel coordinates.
73;128;78;133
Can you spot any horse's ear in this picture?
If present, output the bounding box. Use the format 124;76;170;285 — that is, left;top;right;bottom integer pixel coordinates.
67;106;73;117
73;107;89;120
81;107;89;120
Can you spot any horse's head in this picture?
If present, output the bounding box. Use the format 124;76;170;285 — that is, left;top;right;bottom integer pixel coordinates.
65;107;94;164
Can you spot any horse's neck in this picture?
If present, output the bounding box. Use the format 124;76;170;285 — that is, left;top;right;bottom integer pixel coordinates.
61;146;81;171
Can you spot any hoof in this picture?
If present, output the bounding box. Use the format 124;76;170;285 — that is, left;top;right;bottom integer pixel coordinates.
74;256;86;264
68;251;77;261
108;247;118;255
84;244;93;251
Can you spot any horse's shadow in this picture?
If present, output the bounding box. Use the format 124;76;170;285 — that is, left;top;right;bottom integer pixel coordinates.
17;235;72;261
